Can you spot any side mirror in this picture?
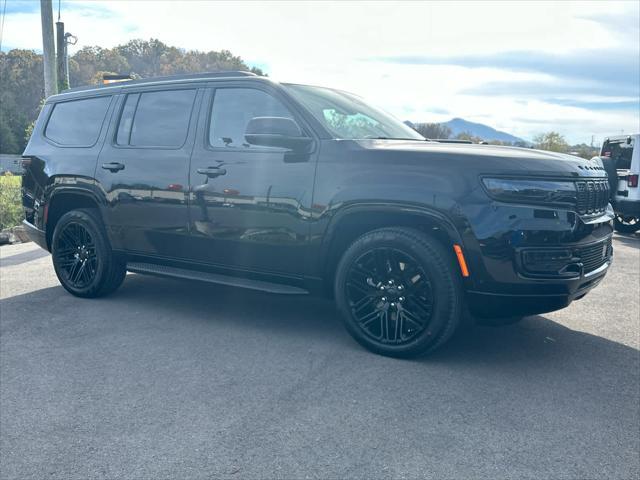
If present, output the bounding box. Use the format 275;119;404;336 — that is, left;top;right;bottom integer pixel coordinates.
244;117;313;151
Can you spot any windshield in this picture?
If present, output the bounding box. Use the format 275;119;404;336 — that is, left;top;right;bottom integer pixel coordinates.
284;84;425;141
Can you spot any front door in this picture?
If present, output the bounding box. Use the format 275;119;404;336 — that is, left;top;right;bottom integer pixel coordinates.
187;84;316;276
96;87;203;258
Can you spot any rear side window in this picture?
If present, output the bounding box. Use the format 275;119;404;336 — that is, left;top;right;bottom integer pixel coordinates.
116;89;196;147
45;96;111;146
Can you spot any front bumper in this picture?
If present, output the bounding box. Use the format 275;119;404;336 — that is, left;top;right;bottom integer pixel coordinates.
461;202;614;318
467;258;610;317
22;220;48;251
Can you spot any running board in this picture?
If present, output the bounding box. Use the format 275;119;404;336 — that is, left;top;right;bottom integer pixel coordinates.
127;262;309;295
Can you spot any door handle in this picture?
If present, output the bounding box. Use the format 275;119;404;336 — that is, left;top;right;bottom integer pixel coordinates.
102;162;125;172
197;166;227;178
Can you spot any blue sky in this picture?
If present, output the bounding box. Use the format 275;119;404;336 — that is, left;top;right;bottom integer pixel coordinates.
2;0;638;144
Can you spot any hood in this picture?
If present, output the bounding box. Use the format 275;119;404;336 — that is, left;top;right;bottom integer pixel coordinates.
351;139;606;179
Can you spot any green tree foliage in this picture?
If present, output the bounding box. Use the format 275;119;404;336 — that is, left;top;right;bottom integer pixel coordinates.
533;131;569;153
455;131;484;143
568;143;599;160
0;173;22;230
0;115;20;153
0;39;264;154
0;50;44;154
23;99;46;148
413;122;452;139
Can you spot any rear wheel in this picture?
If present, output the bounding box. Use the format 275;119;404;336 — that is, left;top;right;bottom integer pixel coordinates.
614;214;640;233
51;209;126;298
334;227;464;358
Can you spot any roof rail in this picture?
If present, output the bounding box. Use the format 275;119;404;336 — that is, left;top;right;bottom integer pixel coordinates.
61;71;259;94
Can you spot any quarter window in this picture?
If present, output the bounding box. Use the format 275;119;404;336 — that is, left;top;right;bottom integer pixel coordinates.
209;88;294;149
45;96;111;146
116;89;196;147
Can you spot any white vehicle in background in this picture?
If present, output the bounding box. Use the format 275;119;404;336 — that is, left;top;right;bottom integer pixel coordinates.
601;134;640;233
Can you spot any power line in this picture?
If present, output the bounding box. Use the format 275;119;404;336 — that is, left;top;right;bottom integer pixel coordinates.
0;0;8;52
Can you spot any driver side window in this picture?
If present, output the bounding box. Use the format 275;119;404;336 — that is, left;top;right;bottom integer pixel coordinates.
209;88;294;149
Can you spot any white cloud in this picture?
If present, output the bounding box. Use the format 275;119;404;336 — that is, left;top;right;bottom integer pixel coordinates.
2;0;638;144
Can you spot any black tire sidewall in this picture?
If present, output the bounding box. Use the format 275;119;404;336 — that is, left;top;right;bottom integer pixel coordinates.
51;209;111;297
334;228;462;357
614;215;640;233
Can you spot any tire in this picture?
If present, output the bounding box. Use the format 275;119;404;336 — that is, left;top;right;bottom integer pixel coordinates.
51;208;126;298
614;215;640;234
334;227;464;358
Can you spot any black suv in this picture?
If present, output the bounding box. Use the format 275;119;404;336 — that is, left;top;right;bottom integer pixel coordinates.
22;72;614;357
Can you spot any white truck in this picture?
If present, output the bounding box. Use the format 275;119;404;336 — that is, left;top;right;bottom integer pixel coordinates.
601;134;640;233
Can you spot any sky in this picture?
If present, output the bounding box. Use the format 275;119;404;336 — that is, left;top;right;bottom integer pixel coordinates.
1;0;639;144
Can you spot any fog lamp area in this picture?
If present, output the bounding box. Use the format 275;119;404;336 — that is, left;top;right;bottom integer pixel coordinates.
521;249;578;275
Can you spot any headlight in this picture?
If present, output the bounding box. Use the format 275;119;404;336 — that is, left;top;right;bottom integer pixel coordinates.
481;178;576;206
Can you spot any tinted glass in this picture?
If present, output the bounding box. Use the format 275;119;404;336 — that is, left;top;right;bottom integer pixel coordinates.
209;88;293;148
285;84;424;141
115;93;139;145
45;96;111;146
602;140;634;170
121;89;196;147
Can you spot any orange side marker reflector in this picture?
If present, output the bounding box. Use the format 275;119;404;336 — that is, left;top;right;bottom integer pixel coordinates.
453;244;470;277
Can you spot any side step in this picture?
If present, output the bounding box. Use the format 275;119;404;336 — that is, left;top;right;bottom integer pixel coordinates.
127;262;309;295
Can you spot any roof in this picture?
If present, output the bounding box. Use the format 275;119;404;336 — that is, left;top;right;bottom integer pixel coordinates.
604;134;639;143
49;71;262;101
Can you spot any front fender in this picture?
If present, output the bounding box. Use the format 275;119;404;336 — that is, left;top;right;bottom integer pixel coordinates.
322;201;465;250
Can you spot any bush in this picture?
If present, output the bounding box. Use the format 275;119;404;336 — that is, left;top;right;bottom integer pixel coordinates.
0;173;23;230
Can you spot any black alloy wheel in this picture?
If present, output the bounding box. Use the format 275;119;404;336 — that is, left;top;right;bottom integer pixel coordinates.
345;247;433;345
51;209;126;297
53;221;99;289
335;227;464;358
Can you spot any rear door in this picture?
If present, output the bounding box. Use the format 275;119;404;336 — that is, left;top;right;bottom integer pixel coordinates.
96;86;203;258
187;83;317;276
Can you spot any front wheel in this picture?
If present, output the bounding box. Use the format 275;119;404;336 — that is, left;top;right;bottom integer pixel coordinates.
51;209;126;298
334;227;464;358
614;214;640;233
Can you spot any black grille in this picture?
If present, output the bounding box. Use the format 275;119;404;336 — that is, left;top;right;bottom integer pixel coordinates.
576;237;612;273
575;180;609;215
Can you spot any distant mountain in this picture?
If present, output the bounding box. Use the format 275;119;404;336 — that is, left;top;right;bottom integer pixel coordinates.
442;118;527;144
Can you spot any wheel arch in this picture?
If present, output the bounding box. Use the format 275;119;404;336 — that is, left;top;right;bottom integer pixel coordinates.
45;187;106;250
319;203;466;295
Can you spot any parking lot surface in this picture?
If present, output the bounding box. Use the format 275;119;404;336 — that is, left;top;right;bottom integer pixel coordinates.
1;234;639;479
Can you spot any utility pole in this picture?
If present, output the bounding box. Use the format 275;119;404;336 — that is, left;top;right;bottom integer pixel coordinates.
40;0;57;97
56;20;66;90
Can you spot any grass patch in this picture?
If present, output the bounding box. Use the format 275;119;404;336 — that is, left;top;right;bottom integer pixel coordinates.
0;173;23;230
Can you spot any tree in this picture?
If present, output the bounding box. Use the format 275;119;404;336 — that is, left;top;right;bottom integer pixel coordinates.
568;143;599;160
455;131;483;143
0;40;262;154
0;50;44;154
533;132;569;153
0;114;20;153
413;122;451;139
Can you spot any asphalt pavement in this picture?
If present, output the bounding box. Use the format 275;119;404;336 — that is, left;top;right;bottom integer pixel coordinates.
1;234;639;479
